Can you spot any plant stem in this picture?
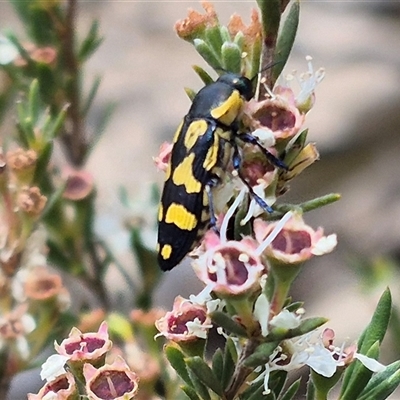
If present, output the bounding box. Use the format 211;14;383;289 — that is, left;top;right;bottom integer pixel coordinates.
60;0;87;166
225;338;261;399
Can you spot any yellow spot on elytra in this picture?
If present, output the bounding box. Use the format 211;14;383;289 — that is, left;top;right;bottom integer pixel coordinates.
172;153;202;193
184;120;208;150
161;244;172;259
203;190;209;206
158;204;163;221
203;133;219;171
172;121;184;144
165;203;197;230
211;91;243;126
165;162;172;180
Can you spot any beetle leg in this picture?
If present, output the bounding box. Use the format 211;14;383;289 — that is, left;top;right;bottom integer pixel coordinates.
238;132;288;170
232;143;274;213
205;177;220;232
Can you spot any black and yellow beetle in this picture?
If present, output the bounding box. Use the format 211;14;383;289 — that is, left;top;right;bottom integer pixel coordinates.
157;73;285;271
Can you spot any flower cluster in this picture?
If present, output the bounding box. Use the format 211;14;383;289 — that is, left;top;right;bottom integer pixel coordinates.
29;322;140;400
0;147;72;374
150;3;394;400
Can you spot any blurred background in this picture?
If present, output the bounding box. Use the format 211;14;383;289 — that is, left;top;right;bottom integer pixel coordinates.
1;1;400;398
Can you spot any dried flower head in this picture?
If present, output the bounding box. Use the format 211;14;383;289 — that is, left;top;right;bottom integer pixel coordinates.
17;186;47;216
175;1;218;41
14;266;69;307
228;8;262;51
0;305;36;359
6;148;37;184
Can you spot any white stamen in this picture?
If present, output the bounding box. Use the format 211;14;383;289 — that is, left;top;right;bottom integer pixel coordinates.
220;188;246;244
256;211;293;256
238;253;249;263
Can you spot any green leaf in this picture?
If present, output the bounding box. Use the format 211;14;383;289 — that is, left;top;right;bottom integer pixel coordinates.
267;317;328;341
357;361;400;400
244;341;280;368
280;378;301;400
181;385;201;400
33;141;53;184
272;0;300;82
82;75;102;117
221;42;242;73
212;348;224;383
204;25;224;58
210;311;248;337
165;345;193;387
85;101;117;160
270;370;287;398
184;87;197;102
257;0;281;43
223;338;236;390
47;104;68;141
341;289;392;399
107;312;134;341
193;38;222;71
186;356;223;397
192;65;215;86
358;289;392;352
188;368;211;400
28;78;40;124
78;19;104;62
242;379;266;400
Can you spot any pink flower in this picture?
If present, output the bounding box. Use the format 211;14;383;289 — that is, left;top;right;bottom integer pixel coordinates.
83;356;139;400
321;328;385;372
55;321;112;368
153;142;173;172
28;372;78;400
244;91;304;142
155;296;212;342
62;168;94;201
254;213;337;265
192;231;266;297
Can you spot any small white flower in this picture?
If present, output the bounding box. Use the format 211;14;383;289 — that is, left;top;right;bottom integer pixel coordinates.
270;309;301;330
186;317;213;339
40;354;69;382
253;293;270;337
312;234;337;256
0;36;19;64
295;55;325;108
